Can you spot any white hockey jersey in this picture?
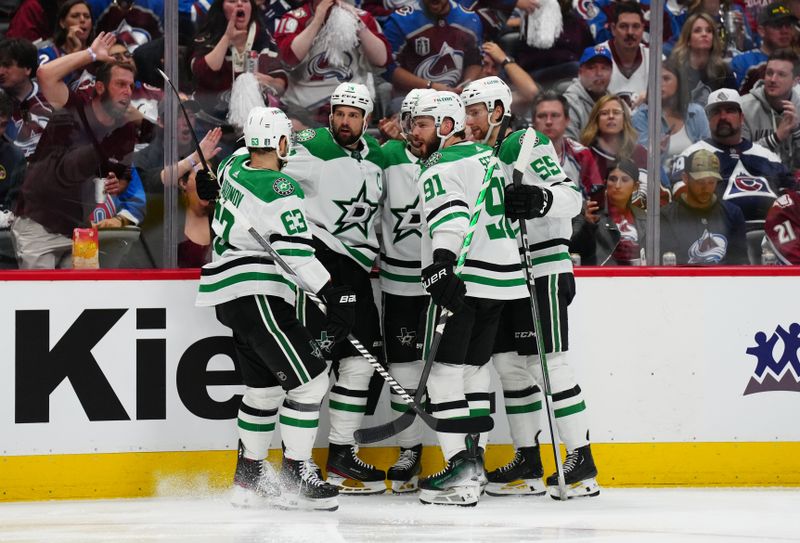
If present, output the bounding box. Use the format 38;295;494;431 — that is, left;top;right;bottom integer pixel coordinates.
283;127;385;271
418;141;528;301
599;40;650;104
196;152;330;307
498;129;583;279
379;139;425;296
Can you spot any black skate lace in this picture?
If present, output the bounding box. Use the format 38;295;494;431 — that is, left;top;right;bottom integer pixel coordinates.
562;450;579;474
351;447;376;469
393;449;419;470
497;451;523;473
299;459;326;487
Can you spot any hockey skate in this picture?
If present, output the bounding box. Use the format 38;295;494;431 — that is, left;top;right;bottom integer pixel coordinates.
546;444;600;499
387;445;422;493
278;457;339;511
485;446;546;497
419;435;482;507
230;441;281;508
326;443;387;494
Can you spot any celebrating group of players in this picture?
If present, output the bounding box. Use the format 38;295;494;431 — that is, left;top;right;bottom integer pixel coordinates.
194;77;600;511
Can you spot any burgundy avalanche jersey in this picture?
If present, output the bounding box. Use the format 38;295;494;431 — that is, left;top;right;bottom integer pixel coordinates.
382;1;482;87
765;190;800;265
95;2;163;50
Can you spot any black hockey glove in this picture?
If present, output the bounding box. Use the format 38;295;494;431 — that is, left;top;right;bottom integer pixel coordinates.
318;284;357;345
504;184;552;220
195;169;220;201
421;249;466;313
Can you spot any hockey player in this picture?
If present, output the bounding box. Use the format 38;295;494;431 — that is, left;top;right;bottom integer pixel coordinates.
281;82;387;494
379;88;435;493
411;91;530;506
463;76;600;498
196;107;352;511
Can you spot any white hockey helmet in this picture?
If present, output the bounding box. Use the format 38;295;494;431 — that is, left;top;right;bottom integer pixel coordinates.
330;82;374;118
460;77;512;143
411;91;466;148
243;107;293;159
400;88;436;135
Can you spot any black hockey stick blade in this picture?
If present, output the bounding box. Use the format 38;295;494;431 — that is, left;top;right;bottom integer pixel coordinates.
354;411;417;444
428;413;494;434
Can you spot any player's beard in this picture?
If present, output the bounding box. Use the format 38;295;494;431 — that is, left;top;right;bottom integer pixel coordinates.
411;132;441;160
333;123;362;147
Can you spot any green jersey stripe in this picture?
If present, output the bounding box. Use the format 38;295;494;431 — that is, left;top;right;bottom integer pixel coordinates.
379;269;421;283
343;243;375;268
199;272;296;293
549;274;561;352
279;415;319;428
461;274;527;287
532;252;571;265
276;248;314;257
428;211;470;235
555;400;586;418
505;401;542;414
256;295;310;384
390;401;409;413
329;400;367;413
238;419;276;432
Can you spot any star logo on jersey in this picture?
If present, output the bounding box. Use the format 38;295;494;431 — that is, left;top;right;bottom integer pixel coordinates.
296;129;316;142
332;181;377;238
316;331;335;352
391;196;422;244
273;177;295;196
309;339;323;360
396;327;416;347
424;152;442;168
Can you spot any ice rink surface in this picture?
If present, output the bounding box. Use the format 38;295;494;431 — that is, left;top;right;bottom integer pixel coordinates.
1;487;798;543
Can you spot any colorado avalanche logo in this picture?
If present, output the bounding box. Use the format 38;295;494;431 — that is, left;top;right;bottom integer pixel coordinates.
307;52;353;81
415;42;464;88
687;228;727;264
575;0;599;20
725;175;777;200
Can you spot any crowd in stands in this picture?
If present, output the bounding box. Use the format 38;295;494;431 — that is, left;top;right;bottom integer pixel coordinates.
0;0;799;268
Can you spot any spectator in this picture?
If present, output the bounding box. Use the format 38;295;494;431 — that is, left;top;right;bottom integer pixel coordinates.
11;33;139;269
661;148;748;264
671;88;795;245
741;48;800;171
92;0;164;52
764;188;800;263
580;93;648;199
479;41;538;116
668;12;737;106
382;0;481;96
191;0;287;125
0;38;55;159
597;2;649;108
532;90;603;197
570;159;646;265
731;1;798;94
6;0;61;44
0;90;26;218
632;60;710;176
276;0;390;127
37;0;96;90
563;44;613;140
176;167;214;267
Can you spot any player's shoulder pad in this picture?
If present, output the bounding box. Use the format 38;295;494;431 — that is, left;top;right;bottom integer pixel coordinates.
292;127;348;161
230;158;305;202
498;129;550;163
381;138;413;165
363;132;386;168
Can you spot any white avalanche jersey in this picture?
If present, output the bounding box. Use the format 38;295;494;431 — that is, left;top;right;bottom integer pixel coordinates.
498;129;583;278
283;128;385;271
196;152;330;307
379;139;425;296
599;40;650;103
418;141;528;301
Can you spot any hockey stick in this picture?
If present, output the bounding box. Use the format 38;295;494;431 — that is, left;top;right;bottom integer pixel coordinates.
157;68;211;172
218;197;492;436
354;114;512;444
512;128;568;500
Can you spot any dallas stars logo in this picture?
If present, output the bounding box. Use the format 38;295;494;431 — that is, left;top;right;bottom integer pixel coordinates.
332;181;377;237
309;339;323;360
296;128;316;142
396;327;416;347
316;331;335;352
391;196;422;244
273;177;295;196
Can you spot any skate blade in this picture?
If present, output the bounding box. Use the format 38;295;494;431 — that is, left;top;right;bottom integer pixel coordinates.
327;474;387;495
485;479;546;497
419;484;480;507
275;493;339;512
390;476;419;494
548;477;601;500
229;485;278;509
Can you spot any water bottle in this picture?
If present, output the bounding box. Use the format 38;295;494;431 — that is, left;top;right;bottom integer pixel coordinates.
662;252;677;266
761;249;777;265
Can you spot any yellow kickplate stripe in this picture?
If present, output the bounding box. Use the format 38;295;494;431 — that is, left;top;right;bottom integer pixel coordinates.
2;442;799;501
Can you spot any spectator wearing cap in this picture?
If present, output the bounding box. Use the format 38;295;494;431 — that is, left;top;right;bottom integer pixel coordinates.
570;158;647;265
0;38;54;159
596;2;649;108
741;48;800;171
731;1;799;94
563;44;613;140
661;148;748;265
670;88;795;259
